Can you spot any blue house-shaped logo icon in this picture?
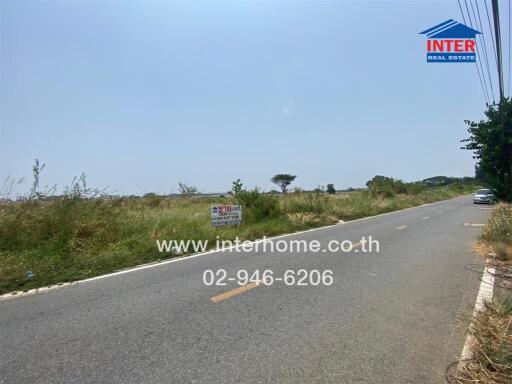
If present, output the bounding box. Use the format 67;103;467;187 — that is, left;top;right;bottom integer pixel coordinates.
419;20;481;62
420;19;481;38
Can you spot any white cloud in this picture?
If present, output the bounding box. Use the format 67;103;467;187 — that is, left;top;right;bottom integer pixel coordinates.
281;99;294;116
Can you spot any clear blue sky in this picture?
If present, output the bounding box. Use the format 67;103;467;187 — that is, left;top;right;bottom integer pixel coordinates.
1;1;490;195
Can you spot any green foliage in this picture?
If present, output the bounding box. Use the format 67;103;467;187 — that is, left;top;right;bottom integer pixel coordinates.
481;203;512;247
235;189;281;222
422;176;476;187
312;186;325;194
462;99;512;202
0;173;477;294
366;175;397;197
177;182;198;196
480;203;512;262
281;193;331;215
270;174;297;193
30;159;45;199
231;179;243;195
474;163;486;182
326;184;336;194
366;175;456;197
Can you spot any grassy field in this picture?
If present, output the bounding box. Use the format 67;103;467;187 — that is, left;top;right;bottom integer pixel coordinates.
0;183;478;294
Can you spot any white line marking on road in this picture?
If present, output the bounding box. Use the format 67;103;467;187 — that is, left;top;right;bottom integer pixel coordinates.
422;216;429;220
437;211;443;214
0;195;471;302
463;223;485;227
396;225;407;230
458;261;495;367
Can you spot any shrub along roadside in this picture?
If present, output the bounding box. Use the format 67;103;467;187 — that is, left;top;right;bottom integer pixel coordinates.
449;203;512;384
481;203;512;262
0;183;478;294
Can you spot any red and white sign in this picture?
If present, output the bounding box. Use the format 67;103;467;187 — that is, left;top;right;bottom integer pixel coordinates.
211;205;242;227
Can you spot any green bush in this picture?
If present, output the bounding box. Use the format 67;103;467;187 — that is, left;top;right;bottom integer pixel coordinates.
235;189;282;223
0;198;122;254
280;193;331;215
481;203;512;246
366;176;396;197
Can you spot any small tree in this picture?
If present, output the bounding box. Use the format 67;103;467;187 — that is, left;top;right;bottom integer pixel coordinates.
271;174;297;194
231;179;243;195
30;159;45;199
177;182;198;196
326;184;336;194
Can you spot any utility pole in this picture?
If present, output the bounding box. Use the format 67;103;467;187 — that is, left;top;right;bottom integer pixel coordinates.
491;0;511;195
491;0;505;101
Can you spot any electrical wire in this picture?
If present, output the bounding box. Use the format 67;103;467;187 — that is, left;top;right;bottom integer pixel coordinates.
472;0;496;102
466;0;491;102
485;0;498;66
463;0;491;104
457;0;466;24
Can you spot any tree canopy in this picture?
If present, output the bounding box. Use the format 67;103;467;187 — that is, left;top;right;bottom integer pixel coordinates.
462;99;512;202
270;174;297;194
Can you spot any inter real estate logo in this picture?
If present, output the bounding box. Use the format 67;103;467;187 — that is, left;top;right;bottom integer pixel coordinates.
419;19;481;63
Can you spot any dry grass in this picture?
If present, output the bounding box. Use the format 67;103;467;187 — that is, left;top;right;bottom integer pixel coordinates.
450;297;512;384
0;184;478;294
481;204;512;249
449;203;512;384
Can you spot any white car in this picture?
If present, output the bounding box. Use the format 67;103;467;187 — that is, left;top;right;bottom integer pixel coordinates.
473;189;494;204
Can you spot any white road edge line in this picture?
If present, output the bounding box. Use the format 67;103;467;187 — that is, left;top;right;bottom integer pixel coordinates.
0;194;470;302
458;260;495;368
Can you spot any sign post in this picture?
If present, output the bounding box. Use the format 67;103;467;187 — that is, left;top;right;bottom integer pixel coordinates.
211;205;242;227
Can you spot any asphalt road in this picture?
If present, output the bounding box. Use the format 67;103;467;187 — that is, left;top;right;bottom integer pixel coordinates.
0;196;491;384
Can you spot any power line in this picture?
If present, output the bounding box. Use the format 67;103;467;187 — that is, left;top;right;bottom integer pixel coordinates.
466;0;492;102
472;0;496;102
457;0;466;24
463;0;491;104
484;0;498;65
475;61;490;105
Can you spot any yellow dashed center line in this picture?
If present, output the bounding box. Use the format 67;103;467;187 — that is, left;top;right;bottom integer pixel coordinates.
210;281;262;303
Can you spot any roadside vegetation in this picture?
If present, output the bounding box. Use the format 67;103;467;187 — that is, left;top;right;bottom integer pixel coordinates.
462;98;512;202
450;204;512;384
0;163;479;294
481;204;512;262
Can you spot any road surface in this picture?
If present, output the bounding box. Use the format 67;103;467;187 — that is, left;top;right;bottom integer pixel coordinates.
0;196;490;384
